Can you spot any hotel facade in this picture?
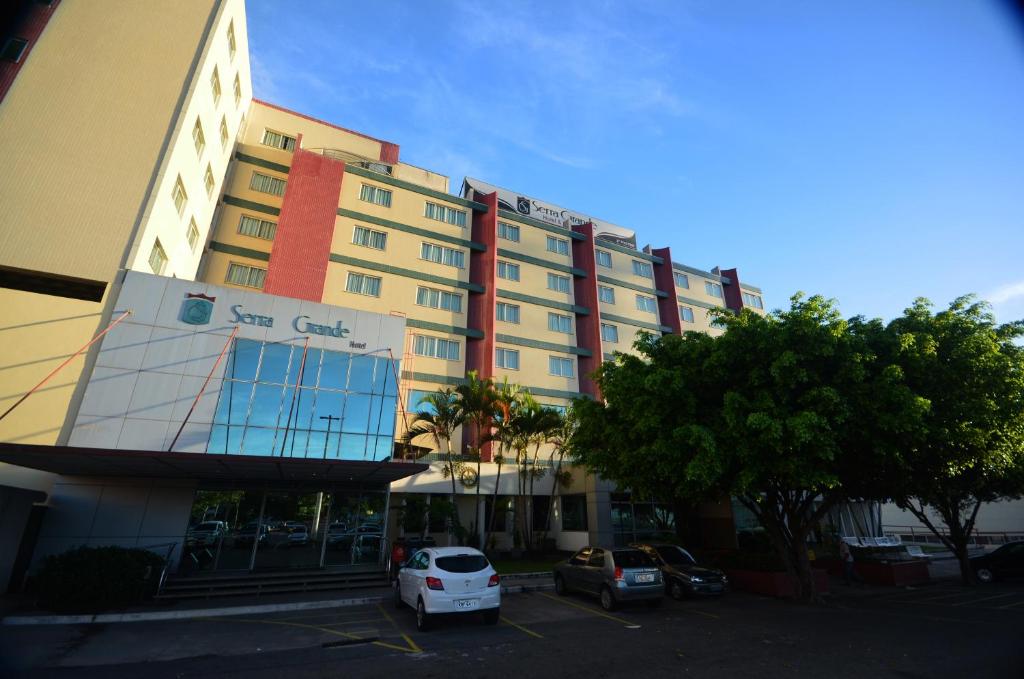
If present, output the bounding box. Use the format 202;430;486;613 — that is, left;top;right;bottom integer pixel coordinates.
0;0;771;591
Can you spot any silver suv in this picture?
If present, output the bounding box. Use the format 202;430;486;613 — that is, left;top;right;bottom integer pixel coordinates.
553;546;663;611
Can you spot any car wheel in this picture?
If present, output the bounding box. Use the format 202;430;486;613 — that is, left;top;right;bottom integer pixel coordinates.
416;598;431;632
669;580;686;601
555;574;569;596
393;583;403;609
976;567;995;584
600;586;617;612
483;607;500;625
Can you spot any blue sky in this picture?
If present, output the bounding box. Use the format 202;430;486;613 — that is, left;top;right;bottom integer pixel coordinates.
246;1;1024;324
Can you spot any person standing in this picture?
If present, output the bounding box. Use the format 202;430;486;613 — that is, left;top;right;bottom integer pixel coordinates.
839;540;862;586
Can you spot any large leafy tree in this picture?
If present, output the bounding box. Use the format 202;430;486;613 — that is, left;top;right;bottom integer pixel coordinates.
573;296;921;602
887;297;1024;583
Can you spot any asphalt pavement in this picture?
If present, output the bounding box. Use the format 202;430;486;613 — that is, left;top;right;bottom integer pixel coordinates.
2;580;1022;678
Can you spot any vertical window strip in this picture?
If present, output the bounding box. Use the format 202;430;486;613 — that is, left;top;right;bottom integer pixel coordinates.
250;172;286;196
238;214;277;240
219;116;229;149
226;262;266;289
346;272;382;297
204;165;216;197
172;176;187;217
211;67;221;105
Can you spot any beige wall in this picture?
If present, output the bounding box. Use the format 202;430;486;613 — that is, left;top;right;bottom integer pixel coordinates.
0;0;224;283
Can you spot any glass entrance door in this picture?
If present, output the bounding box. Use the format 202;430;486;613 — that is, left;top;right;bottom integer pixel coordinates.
324;490;387;567
253;491;326;570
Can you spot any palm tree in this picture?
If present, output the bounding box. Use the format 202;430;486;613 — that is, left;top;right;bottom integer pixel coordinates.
514;399;562;550
402;388;466;545
456;371;497;548
486;379;523;549
540;406;577;548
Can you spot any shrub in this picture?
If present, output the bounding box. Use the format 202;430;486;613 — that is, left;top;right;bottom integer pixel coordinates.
713;549;787;573
33;546;165;613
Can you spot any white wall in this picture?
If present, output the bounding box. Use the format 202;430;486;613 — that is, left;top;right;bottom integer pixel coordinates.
882;499;1024;537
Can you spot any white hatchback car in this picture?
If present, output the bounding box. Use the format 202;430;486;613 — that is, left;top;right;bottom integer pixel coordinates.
394;546;500;631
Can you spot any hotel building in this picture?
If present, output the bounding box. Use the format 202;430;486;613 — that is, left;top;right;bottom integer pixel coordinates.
0;0;770;594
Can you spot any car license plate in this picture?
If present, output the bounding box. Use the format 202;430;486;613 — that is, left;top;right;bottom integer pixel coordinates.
455;599;476;609
636;573;655;583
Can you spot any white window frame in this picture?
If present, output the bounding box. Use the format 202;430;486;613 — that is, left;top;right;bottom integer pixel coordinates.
249;171;286;196
346;272;382;297
424;202;467;227
204;164;216;198
548;312;572;334
548;356;575;378
679;305;695;323
172;176;187;217
415;286;463;313
238;214;277;240
227;20;237;60
413;335;460;361
635;294;657;313
353;225;388;251
261;129;296;152
601;323;619;343
193;117;205;156
148;239;167;275
226;262;266;289
496;302;520;324
547;272;570;293
359;183;392;207
497;221;520;242
743;292;764;309
632;260;653;278
598;285;615;304
420;242;465;269
705;281;723;298
546;235;569;256
211;66;221;105
497;261;520;281
674;272;690;289
595;250;612;268
186;218;200;252
496;347;520;370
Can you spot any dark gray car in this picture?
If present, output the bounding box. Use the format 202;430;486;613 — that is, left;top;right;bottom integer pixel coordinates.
553;546;663;611
632;543;728;599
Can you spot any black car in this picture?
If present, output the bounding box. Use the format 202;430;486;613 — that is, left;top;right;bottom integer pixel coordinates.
971;541;1024;583
632;543;728;599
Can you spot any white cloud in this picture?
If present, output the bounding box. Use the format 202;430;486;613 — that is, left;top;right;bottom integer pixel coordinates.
986;280;1024;306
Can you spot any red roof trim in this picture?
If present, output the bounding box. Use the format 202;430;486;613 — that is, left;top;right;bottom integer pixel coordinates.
252;99;397;149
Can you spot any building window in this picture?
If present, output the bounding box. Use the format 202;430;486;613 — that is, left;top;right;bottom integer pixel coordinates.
420;242;465;269
498;221;520;242
705;281;723;298
598;285;615;304
204;164;216;197
1;37;29;63
424;202;467;227
261;129;296;152
547;273;570;293
679;305;695;323
595;250;612;268
546;236;569;256
742;291;764;309
674;272;689;289
548;313;572;334
193;118;205;156
346;272;382;297
636;294;657;313
219;116;229;149
211;66;221;105
496;348;519;370
549;356;575;378
226;262;266;289
227;20;236;60
601;323;619;343
496;302;520;324
238;214;277;240
250;172;286;196
233;74;242;108
497;261;520;281
359;183;392;207
416;286;462;313
353;226;387;250
413;335;460;361
711;317;727;330
172;176;187;217
561;495;588;531
632;260;653;278
186;218;200;251
148;240;168;275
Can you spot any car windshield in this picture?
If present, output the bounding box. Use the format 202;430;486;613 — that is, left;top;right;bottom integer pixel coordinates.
656;546;695;565
435;555;489;573
612;550;655;568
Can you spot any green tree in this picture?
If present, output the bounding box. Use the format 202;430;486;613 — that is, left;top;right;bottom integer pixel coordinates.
402;388;466;545
486;379;523;548
887;296;1024;583
456;371;498;549
540;406;576;547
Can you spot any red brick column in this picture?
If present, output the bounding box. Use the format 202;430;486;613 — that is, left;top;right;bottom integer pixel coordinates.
719;267;745;313
466;192;498;460
0;0;62;105
571;222;603;399
651;247;681;335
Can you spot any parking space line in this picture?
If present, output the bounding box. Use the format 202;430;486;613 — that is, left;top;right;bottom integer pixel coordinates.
375;604;422;653
501;616;544;639
538;592;638;627
913;591;978;602
204;615;417;654
951;593;1020;607
996;599;1024;610
681;608;720;619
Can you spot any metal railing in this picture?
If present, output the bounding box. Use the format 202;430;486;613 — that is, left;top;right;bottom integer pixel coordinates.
139;542;178;595
884;525;1024;547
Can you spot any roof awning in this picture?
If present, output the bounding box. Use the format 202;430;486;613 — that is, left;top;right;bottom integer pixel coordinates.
0;443;427;486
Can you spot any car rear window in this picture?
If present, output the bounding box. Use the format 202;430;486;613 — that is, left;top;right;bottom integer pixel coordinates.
612;550;655;568
435;555;489;573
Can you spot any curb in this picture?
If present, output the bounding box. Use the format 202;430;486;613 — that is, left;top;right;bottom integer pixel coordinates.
502;583;554;594
500;571;551;580
1;594;387;626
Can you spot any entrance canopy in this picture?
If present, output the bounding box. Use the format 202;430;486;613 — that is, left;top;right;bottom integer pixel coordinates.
0;443;427;486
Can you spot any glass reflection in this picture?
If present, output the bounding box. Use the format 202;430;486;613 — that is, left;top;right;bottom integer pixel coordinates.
207;339;398;459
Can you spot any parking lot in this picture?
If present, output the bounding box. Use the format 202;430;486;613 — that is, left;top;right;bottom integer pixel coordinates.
2;582;1023;678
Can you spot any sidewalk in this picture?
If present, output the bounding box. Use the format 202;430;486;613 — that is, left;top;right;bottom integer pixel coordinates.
1;572;554;626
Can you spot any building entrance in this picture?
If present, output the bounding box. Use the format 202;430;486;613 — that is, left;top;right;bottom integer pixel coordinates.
182;486;388;574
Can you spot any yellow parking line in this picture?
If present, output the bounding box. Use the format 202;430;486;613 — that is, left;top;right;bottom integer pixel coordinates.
376;604;423;653
682;608;720;619
538;592;637;627
202;616;416;654
501;616;544;639
951;593;1020;607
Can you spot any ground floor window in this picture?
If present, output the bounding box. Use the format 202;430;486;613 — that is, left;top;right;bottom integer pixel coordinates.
560;494;588;532
610;493;675;546
532;496;551;532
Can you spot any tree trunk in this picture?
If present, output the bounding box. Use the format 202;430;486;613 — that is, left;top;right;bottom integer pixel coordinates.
540;451;565;549
486;449;504;550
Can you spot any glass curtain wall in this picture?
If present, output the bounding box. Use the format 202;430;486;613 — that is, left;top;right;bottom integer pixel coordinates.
207;338;399;459
610;494;676;546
